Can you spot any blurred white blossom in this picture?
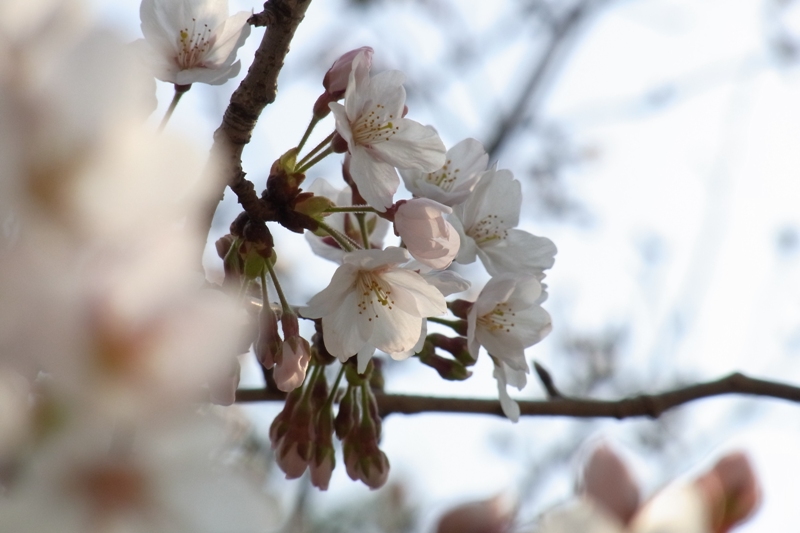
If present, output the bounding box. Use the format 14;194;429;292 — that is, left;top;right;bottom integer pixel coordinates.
137;0;251;86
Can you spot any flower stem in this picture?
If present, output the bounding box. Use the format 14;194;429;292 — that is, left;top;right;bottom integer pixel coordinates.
259;269;269;305
265;260;291;315
296;117;320;153
296;132;335;169
323;364;347;410
356;213;370;249
316;220;358;252
157;84;191;133
428;316;468;334
324;206;378;214
296;146;335;175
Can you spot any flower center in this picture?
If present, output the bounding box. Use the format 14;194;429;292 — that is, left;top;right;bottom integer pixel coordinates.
176;18;215;70
468;215;508;245
352;103;400;146
356;271;395;320
424;159;459;190
478;302;517;334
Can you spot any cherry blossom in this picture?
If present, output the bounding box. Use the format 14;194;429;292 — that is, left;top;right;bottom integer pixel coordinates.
137;0;251;86
537;448;760;533
400;138;489;207
302;247;446;372
450;167;556;278
313;47;373;118
393;198;460;269
467;274;551;420
467;274;551;371
329;52;446;211
305;178;389;263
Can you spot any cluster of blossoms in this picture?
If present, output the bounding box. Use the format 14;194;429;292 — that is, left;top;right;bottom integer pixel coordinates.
434;446;760;533
210;45;557;487
0;0;277;530
0;0;768;529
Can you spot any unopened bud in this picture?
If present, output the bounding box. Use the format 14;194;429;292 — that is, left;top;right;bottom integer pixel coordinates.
215;234;235;259
334;386;356;440
280;311;300;339
322;46;373;99
435;495;516;533
255;305;282;369
229;212;249;237
429;334;475;366
448;299;473;320
419;347;472;381
582;445;640;525
274;337;311;392
269;386;303;446
695;452;760;533
331;131;349;153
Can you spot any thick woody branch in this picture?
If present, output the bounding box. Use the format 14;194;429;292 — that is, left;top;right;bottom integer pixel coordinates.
195;0;313;247
234;372;800;419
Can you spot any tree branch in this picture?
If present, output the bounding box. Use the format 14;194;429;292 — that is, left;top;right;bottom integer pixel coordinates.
234;372;800;419
194;0;313;254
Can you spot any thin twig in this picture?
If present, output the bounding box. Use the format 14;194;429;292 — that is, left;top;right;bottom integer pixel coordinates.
235;372;800;419
485;0;603;159
194;0;313;258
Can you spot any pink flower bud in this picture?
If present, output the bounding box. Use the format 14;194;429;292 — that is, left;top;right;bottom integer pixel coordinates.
323;47;373;99
276;440;311;480
273;337;311;392
695;452;760;533
310;448;335;491
394;198;460;269
435;495;516;533
582;445;640;525
255;305;281;369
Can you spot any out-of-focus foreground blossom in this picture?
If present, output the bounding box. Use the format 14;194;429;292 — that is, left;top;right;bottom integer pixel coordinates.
432;446;759;533
536;446;760;533
0;1;276;530
137;0;251;86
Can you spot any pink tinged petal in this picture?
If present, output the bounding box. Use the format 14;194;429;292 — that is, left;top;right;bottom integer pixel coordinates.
402;137;488;206
582;445;640;526
204;11;251;67
513;306;552;348
356;345;376;373
421;269;471;296
323;289;373;361
630;484;711;533
343;246;409;269
303;264;359;318
450;214;478;265
368;120;446;171
276;442;309;479
329;102;355;147
478;229;557;277
492;363;520;422
368;304;424;355
471;169;521;228
380;269;447;317
343;52;381;120
347;145;399;211
361;69;407;117
324;47;373;96
274;337;311;392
